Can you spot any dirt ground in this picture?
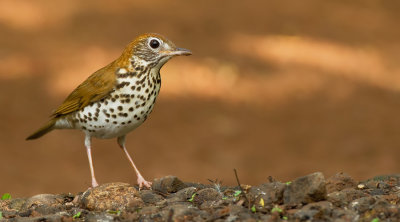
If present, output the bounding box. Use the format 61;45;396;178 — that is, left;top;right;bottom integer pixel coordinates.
2;173;400;221
1;0;400;197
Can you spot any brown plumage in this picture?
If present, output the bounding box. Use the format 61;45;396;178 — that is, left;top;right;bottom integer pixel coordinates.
26;33;191;188
26;63;117;139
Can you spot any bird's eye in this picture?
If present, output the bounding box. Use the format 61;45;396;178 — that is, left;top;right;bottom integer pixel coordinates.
149;39;160;49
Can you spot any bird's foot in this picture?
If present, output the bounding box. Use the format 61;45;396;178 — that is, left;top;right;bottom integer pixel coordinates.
137;176;152;190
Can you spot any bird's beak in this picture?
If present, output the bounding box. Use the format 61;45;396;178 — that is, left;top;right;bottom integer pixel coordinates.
163;48;192;56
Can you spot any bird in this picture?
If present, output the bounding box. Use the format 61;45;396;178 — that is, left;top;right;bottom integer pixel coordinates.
26;33;191;189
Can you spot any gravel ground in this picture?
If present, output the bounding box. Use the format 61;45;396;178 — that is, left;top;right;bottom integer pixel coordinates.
1;172;400;221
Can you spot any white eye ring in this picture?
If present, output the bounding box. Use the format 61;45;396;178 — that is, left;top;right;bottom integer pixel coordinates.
148;38;161;49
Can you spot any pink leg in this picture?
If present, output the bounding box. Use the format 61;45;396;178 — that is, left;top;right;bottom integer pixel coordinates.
85;135;99;187
118;136;152;189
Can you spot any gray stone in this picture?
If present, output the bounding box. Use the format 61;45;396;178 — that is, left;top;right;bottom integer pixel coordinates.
8;198;27;211
293;201;333;221
22;194;65;211
167;187;197;203
349;196;376;213
371;198;399;219
283;172;327;205
164;203;209;221
331;208;357;221
152;176;187;194
327;188;367;207
79;182;143;211
85;211;115;222
12;212;70;222
193;188;223;206
326;172;357;193
248;182;285;206
139;190;164;204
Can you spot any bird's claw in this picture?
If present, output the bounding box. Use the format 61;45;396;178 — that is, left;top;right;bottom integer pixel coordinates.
137;177;152;190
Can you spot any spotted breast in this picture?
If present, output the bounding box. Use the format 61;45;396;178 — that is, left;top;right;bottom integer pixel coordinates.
68;60;161;139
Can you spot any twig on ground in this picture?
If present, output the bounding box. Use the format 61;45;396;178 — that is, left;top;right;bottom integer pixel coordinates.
233;169;250;209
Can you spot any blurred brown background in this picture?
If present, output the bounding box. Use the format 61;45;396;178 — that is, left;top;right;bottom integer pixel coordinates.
1;0;400;197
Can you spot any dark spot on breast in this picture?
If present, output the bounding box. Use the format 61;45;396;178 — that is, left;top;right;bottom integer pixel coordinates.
112;114;117;118
118;113;128;117
116;81;130;89
113;121;117;124
117;73;128;78
129;107;134;112
118;106;123;111
102;109;110;117
106;119;109;122
110;108;114;113
111;98;116;102
131;86;136;90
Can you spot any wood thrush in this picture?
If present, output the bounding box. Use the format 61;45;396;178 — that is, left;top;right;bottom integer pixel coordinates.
26;33;191;189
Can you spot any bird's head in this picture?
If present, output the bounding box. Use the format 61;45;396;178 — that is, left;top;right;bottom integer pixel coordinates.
120;33;191;69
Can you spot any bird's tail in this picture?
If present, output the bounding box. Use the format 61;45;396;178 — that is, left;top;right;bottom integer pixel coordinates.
26;119;57;140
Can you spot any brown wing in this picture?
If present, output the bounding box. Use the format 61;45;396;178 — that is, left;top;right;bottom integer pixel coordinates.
52;62;117;117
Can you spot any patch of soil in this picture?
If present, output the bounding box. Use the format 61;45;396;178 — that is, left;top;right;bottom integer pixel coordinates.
1;173;400;221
